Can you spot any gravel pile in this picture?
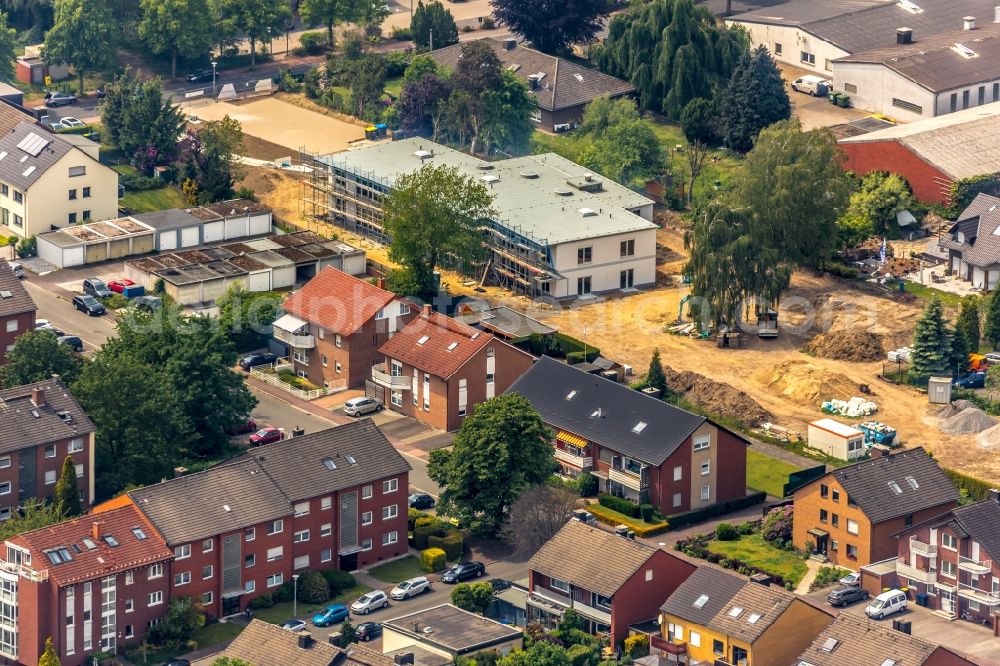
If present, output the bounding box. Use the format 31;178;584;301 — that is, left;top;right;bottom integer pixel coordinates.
939;407;997;434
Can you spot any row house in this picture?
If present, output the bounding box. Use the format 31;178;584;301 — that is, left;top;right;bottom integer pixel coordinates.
525;520;695;645
0;261;35;363
0;503;172;665
792;447;959;569
98;420;410;620
206;618;393;666
507;356;749;517
0;377;96;512
274;266;416;390
657;566;832;666
869;491;1000;624
373;306;534;432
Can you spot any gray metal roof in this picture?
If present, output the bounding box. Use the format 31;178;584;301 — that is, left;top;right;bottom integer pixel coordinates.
0;121;77;190
730;0;888;27
0;377;95;454
133;208;204;231
0;261;34;319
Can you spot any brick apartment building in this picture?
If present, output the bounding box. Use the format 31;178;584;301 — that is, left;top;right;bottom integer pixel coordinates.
792;447;959;569
0;377;96;513
373;306;534;432
274;267;416;390
507;357;750;517
0;502;173;665
100;420;410;620
0;261;35;363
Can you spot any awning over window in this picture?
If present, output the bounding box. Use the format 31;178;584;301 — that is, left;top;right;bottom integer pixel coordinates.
272;313;308;333
557;430;588;448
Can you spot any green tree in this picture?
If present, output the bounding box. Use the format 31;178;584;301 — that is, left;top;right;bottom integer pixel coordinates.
411;0;457;51
428;394;553;535
53;456;82;517
214;0;290;69
646;348;667;397
147;597;206;647
177;115;246;203
852;172;914;232
579;95;639;135
451;582;494;614
987;364;1000;398
347;53;387;118
382;163;494;300
139;0;215;79
680;97;720;145
719;45;791;153
39;637;61;666
211;658;254;666
558;608;583;632
0;330;81;387
911;297;952;378
44;0;117;94
358;0;391;33
957;295;982;353
580;116;662;185
498;641;572;666
986;289;1000;349
101;68;186;169
836;211;875;249
489;0;611;55
340;619;358;646
0;501;64;543
480;70;536;156
300;0;361;47
216;285;282;352
0;11;18;82
403;53;440;84
950;323;970;377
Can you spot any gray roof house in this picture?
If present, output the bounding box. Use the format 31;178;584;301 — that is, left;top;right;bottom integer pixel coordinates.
939;193;1000;290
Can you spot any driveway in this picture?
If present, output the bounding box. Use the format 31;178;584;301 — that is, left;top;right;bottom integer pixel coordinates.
778;63;868;130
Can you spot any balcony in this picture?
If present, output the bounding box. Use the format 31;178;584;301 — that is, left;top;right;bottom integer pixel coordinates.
273;327;315;349
609;466;648;492
554;447;593;469
650;635;686;655
896;559;937;584
957;584;1000;606
371;364;410;390
909;536;938;558
958;556;992;575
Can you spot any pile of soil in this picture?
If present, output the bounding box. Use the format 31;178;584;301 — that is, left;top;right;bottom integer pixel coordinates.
976;422;1000;449
753;360;860;408
936;399;977;419
806;329;886;362
939;407;997;434
663;367;772;428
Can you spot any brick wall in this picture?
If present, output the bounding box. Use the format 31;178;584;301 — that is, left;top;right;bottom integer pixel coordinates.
0;310;34;364
838;140;953;204
610;549;695;645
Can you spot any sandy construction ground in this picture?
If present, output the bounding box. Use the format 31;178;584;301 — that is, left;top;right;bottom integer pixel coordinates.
184;97;365;155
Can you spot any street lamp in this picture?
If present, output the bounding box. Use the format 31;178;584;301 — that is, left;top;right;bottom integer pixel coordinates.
211;60;218;98
292;573;300;617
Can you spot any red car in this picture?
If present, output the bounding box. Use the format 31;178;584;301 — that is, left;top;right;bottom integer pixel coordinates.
227;419;257;435
108;278;135;294
249;427;285;446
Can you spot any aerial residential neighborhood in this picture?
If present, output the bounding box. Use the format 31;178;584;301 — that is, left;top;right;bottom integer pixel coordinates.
5;0;1000;665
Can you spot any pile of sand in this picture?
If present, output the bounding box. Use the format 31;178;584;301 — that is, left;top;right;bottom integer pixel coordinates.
976;422;1000;449
936;399;977;419
663;368;772;428
939;407;997;434
753;361;859;408
807;329;886;362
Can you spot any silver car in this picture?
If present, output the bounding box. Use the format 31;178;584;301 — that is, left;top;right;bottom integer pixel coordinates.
344;396;383;417
351;590;389;615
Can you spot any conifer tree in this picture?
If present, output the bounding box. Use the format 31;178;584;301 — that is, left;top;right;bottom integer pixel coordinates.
53;456;82;518
911;297;952;377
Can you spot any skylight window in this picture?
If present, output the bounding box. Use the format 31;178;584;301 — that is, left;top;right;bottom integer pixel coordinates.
58;548;72;561
103;535;119;547
952;43;978;59
345;455;357;464
132;527;147;540
417;335;430;345
820;637;838;653
727;606;744;618
71;544;81;554
693;594;709;608
590;408;603;418
47;550;62;564
747;613;762;624
632;422;647;434
880;661;897;666
565;390;577;401
888;481;903;495
323;458;337;471
22;166;35;177
82;537;96;550
447;342;459;351
905;476;919;489
897;0;922;13
574;73;583;82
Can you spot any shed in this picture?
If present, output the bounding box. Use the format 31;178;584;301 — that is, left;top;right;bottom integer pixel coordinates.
807;418;866;461
928;377;953;404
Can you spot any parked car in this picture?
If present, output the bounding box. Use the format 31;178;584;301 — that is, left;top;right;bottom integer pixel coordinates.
343;396;382;417
408;493;435;510
107;278;135;293
7;262;23;279
441;562;486;584
35;319;63;335
132;295;163;312
489;579;513;593
351;590;389;615
187;68;219;83
249;427;285;446
839;572;861;587
164;661;191;666
44;91;77;107
790;75;828;96
279;618;307;632
58;116;85;128
82;278;113;298
827;586;869;607
227;419;257;435
312;604;349;627
390;576;431;600
239;352;278;370
570;508;597;525
954;372;986;389
72;295;106;316
865;589;907;620
356;622;382;641
95;87;106;100
57;335;83;352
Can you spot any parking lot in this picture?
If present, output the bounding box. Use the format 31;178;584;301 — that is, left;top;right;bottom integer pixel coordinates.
779;64;868;130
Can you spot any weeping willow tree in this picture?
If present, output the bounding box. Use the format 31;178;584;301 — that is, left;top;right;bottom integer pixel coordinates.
592;0;747;118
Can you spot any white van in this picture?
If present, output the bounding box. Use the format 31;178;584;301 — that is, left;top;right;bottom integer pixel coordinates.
791;75;828;96
864;589;907;619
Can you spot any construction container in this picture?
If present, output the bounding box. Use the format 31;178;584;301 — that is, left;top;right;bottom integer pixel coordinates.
927;376;952;404
808;418;866;461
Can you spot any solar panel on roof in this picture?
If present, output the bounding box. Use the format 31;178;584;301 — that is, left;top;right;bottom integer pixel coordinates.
16;132;50;157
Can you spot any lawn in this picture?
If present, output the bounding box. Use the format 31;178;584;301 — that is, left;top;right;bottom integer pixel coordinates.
252;584;372;624
746;449;800;498
368;555;425;583
120;185;187;213
588;503;669;537
125;620;244;663
898;280;963;308
707;534;808;586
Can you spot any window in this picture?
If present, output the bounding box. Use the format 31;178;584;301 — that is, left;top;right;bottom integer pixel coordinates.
245;580;255;593
577;246;593;264
820;484;828;499
383;478;398;493
68;212;77;224
148;563;163;579
672;466;683;481
577;276;592;295
362;511;373;525
0;482;9;496
82;187;90;198
322;354;328;367
423;373;430;410
831;539;838;551
693;436;710;451
383;504;398;520
550;577;570;593
800;51;815;65
820;509;828;523
846;544;858;560
673;492;682;507
382;531;398;545
68;189;77;200
148;591;163;606
979;86;986;105
0;184;6;196
321;523;332;537
831;489;840;502
69;166;85;177
13;191;22;203
266;546;283;562
689;630;701;648
175;544;191;559
645;569;653;582
847;519;859;535
700;484;710;501
202;539;213;553
390;389;402;408
362;485;373;499
12;214;20;227
844;83;858;94
202;565;213;580
83;210;90;220
942;533;958;550
321;496;332;510
124;598;133;613
69;438;84;453
892;98;923;115
620;239;635;257
45;470;56;485
335;361;342;373
963;90;970;109
335;333;342;347
293;529;310;543
245;554;255;568
267;573;283;588
75;464;83;478
321;548;332;562
713;639;725;656
950;93;958;112
4;320;14;333
361;538;373;551
268;519;283;535
294;501;310;517
832;514;839;528
45;444;57;458
125;571;133;585
905;514;913;528
941;560;956;578
700;461;710;476
201;592;212;605
294;555;309;570
174;572;191;586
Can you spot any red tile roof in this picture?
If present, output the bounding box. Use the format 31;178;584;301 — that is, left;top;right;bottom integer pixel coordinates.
10;503;171;586
379;310;493;378
282;267;397;336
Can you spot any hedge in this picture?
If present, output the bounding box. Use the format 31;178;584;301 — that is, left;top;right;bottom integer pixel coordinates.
598;493;641;518
428;530;464;561
320;569;356;596
640;504;655;522
421;547;447;573
413;522;447;550
588;504;668;537
567;350;601;364
624;635;649;658
943;468;994;502
298;571;330;604
667;491;767;529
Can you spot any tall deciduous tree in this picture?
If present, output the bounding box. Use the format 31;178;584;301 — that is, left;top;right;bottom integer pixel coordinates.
176;115;246;203
0;11;18;82
0;330;81;387
480;70;535;156
300;0;361;47
500;484;579;557
450;582;494;614
0;501;64;543
44;0;117;94
53;456;82;517
216;284;282;352
985;288;1000;349
719;45;790;153
214;0;290;69
847;172;914;232
382;164;494;299
139;0;215;79
428;394;553;535
957;295;982;353
579;95;639;135
680;97;720;145
347;53;386;118
101;68;186;169
489;0;612;55
39;637;61;666
911;297;952;378
398;73;451;138
410;0;457;51
580;117;662;185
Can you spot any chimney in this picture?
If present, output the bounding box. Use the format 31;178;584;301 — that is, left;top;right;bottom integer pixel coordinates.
173;466;188;478
870;445;892;458
91;521;102;541
749;573;771;587
641;387;661;399
896;27;913;44
503;38;517;50
964;16;976;30
31;386;45;407
422;304;431;318
297;633;313;649
411;622;420;633
376;277;386;290
989;488;1000;503
394;654;415;665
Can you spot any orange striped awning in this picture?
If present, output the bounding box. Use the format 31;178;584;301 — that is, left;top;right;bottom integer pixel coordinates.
557;430;588;448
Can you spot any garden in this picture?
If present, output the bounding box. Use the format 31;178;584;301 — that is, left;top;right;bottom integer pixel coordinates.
586;494;669;537
408;509;467;573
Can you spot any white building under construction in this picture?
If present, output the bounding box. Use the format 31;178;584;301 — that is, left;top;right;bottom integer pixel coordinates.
301;138;657;299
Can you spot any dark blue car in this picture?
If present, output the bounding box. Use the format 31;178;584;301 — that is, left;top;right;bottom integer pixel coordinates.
954;372;987;389
312;604;349;627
